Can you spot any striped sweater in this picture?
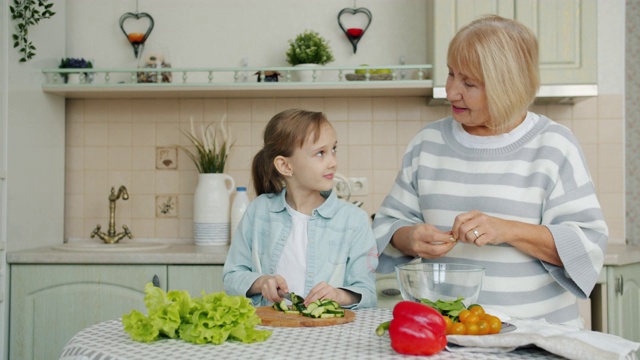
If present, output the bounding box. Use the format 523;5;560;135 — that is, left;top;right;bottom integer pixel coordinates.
372;115;608;325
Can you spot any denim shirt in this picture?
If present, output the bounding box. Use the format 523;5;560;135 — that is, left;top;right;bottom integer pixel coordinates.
223;189;378;309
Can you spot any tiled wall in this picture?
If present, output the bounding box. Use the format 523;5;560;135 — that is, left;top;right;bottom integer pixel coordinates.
64;95;625;244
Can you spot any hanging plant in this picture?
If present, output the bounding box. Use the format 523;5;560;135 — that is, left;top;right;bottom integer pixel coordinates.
10;0;56;62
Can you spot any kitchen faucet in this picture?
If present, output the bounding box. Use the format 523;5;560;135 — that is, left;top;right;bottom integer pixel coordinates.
91;185;133;244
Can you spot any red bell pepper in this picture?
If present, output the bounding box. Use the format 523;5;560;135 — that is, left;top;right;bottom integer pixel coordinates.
377;301;447;356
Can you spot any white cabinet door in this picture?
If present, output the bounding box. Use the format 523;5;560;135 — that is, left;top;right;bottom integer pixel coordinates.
606;263;640;343
428;0;596;88
167;265;224;295
9;264;166;360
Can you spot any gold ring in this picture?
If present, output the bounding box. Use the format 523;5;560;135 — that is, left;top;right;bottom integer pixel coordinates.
473;229;480;239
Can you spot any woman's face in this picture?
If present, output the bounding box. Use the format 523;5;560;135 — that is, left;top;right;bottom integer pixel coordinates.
445;65;492;135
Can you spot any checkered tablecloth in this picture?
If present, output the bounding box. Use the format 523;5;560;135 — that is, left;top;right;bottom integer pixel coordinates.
59;308;564;360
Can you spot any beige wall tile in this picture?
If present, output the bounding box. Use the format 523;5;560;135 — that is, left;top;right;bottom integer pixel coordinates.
131;170;156;195
348;122;372;145
131;99;156;123
156;99;180;123
66;100;84;124
397;97;422;121
572;119;598;144
108;123;132;147
324;98;348;121
84;147;108;170
132;123;156;146
84;123;108;146
598;118;623;144
132;147;156;171
155;171;180;194
348;98;372;121
372;98;397;121
372;121;397;145
66;122;84;147
64;95;625;241
108;148;132;170
572;97;598;120
84;100;109;123
371;146;398;171
66;147;84;170
131;219;156;238
107;99;132;123
598;94;624;119
131;194;156;219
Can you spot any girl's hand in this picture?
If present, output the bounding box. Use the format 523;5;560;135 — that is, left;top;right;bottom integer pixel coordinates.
251;274;288;303
305;281;360;307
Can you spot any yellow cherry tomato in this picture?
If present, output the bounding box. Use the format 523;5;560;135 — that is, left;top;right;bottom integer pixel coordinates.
451;322;466;335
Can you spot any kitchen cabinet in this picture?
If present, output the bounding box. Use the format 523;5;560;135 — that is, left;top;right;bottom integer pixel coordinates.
9;264;224;360
167;265;224;295
605;262;640;343
427;0;597;89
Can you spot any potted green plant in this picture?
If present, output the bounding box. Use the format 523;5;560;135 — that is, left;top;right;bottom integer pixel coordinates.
286;30;335;82
59;57;94;84
178;115;234;174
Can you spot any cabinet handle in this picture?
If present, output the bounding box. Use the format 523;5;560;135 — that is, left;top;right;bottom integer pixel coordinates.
152;274;161;288
616;275;624;295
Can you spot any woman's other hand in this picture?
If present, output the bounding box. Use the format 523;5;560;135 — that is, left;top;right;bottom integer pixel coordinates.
392;224;457;259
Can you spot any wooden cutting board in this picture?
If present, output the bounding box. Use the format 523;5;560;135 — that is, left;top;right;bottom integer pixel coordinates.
255;306;356;327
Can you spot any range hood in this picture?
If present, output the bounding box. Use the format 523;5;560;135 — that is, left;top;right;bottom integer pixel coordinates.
429;84;598;105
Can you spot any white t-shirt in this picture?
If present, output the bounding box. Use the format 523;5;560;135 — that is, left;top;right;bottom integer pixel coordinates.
275;203;310;296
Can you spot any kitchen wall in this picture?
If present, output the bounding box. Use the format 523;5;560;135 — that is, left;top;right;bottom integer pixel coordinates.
62;1;626;245
63;95;626;243
626;0;640;245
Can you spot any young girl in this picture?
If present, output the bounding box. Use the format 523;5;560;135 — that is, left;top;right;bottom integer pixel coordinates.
223;109;377;309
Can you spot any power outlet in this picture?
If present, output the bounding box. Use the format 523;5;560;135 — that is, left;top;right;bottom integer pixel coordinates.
349;177;368;195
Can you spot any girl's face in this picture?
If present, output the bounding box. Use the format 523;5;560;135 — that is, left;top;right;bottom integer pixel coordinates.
287;122;338;193
445;65;492;136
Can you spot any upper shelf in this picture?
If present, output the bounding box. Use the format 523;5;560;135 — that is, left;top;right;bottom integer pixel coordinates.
42;65;433;99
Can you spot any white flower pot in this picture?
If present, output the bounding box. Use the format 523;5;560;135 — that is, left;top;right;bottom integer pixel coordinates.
295;63;322;82
193;173;236;245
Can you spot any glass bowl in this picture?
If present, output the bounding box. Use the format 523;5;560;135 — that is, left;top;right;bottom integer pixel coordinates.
395;263;485;307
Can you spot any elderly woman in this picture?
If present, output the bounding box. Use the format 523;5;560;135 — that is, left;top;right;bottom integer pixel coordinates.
372;15;608;327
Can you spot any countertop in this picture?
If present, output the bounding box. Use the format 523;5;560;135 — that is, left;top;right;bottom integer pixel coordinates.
7;242;640;267
6;242;229;265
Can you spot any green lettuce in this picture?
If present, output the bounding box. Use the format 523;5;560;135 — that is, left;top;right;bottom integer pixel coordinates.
122;282;271;345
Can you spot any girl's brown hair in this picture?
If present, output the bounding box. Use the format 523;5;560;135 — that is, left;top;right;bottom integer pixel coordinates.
252;109;330;196
448;15;540;133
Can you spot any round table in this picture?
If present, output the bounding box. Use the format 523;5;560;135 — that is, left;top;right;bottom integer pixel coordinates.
59;308;564;360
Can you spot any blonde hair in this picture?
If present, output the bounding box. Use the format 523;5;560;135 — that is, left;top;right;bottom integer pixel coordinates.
251;109;330;196
447;15;539;133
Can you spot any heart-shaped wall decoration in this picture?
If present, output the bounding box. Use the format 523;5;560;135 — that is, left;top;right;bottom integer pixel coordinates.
119;12;155;58
337;7;372;54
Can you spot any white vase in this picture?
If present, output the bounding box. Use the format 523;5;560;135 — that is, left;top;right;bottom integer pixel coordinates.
193;173;236;245
66;73;81;84
295;63;322;82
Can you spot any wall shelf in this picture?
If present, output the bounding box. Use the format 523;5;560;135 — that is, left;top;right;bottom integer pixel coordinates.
42;65;433;99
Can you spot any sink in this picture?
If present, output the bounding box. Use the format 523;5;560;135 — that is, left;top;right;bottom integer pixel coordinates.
52;242;170;252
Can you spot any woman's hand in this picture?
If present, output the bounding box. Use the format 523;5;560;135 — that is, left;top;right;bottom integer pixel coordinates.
451;210;562;266
305;281;360;307
249;274;289;303
392;224;457;259
451;210;506;246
